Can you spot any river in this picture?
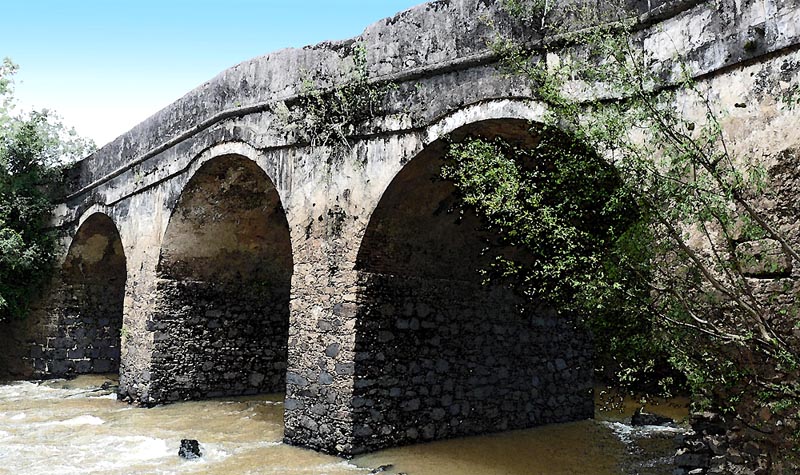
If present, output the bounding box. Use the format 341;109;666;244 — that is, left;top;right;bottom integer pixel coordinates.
0;375;688;475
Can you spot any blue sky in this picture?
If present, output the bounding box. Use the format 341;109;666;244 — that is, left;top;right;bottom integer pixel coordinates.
2;1;424;146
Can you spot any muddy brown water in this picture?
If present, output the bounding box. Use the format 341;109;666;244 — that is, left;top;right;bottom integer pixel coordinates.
0;375;688;475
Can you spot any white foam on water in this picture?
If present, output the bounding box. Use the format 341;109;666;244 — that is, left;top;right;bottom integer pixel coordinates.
602;420;683;445
51;415;106;426
0;380;91;402
228;439;282;457
0;382;367;475
640;424;683;435
118;436;172;461
87;436;173;473
311;460;372;474
190;443;232;464
334;460;373;472
93;392;118;400
255;440;282;448
0;382;41;400
603;421;638;445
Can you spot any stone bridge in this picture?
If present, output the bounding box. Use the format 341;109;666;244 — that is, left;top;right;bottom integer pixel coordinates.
3;0;800;456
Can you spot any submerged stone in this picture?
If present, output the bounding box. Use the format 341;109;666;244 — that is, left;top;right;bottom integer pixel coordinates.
631;408;673;427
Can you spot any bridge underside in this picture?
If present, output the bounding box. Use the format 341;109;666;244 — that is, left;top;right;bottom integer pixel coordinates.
344;121;593;452
146;155;293;403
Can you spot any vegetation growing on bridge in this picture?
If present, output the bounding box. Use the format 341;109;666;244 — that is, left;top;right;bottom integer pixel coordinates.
0;58;94;322
440;1;800;469
275;42;396;162
441;132;673;395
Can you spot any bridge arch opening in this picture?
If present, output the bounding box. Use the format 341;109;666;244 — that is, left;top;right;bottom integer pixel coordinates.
351;119;596;452
55;212;126;375
151;154;293;401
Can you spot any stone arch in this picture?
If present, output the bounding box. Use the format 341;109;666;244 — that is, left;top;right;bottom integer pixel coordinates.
422;99;550;147
52;211;127;375
149;153;293;402
350;117;595;452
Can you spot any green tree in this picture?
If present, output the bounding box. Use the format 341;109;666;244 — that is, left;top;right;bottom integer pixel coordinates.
0;58;94;321
443;2;800;467
441;129;678;393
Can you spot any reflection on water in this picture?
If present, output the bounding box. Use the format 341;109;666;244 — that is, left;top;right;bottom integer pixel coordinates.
355;420;625;475
0;376;687;475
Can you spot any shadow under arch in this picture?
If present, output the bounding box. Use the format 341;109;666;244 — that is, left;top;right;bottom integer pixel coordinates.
351;118;595;452
54;212;127;375
149;154;293;402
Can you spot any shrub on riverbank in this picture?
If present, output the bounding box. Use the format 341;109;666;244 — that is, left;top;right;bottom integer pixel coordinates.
0;58;94;322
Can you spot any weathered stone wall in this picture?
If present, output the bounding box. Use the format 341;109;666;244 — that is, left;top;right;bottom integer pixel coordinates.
1;213;127;380
334;121;594;453
351;273;593;453
145;279;289;403
0;319;33;380
0;278;60;381
29;281;123;375
133;154;294;404
662;44;800;473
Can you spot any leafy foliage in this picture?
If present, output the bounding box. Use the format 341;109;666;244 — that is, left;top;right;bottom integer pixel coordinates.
446;1;800;421
442;130;680;392
0;58;94;321
442;131;633;307
439;7;687;396
276;43;395;158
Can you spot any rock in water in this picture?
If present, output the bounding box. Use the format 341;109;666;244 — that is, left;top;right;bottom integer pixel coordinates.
631;408;673;426
179;439;202;459
370;465;394;474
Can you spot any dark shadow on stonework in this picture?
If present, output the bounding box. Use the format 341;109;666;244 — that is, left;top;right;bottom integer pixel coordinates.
35;212;128;376
150;154;293;403
351;119;594;454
